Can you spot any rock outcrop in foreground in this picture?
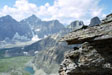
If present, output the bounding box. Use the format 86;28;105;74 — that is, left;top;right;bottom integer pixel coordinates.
59;16;112;75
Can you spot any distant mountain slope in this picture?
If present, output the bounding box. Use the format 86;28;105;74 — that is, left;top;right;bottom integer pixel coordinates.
0;15;32;41
30;28;74;74
20;15;65;38
0;27;71;57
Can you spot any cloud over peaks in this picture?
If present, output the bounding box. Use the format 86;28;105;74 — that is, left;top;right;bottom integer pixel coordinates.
0;0;104;24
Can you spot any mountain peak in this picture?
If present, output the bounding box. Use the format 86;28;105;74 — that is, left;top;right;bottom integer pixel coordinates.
89;16;101;26
5;15;11;17
29;14;41;21
1;15;13;19
31;14;37;18
51;20;60;23
20;14;41;23
0;15;17;23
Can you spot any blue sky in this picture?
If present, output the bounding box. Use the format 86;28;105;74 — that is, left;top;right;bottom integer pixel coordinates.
29;0;54;6
0;0;111;10
0;0;53;8
0;0;112;24
99;0;112;14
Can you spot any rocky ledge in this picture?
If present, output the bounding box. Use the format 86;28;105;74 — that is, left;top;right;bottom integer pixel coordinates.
59;16;112;75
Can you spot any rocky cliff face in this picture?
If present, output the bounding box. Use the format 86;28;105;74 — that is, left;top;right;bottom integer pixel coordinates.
32;29;75;74
59;19;112;75
33;44;72;74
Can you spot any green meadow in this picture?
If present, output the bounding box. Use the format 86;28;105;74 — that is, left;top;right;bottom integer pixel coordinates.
0;56;33;75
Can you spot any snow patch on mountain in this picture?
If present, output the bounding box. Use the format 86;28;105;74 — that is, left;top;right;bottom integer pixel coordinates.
12;32;30;41
44;35;48;38
34;51;39;54
35;28;41;32
32;35;41;41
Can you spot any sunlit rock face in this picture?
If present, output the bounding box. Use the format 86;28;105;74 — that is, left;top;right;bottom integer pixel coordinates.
102;13;112;24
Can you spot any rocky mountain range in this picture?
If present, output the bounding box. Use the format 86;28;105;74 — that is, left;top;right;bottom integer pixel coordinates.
0;15;65;44
20;15;65;38
0;15;32;41
0;15;101;43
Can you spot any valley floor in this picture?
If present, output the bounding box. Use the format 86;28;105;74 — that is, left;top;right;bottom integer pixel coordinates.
0;56;33;75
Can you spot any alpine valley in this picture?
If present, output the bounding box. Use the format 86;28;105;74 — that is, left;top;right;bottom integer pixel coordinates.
1;13;112;75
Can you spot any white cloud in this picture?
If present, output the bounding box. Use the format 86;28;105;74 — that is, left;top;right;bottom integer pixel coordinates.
37;0;104;24
0;0;104;24
0;0;38;21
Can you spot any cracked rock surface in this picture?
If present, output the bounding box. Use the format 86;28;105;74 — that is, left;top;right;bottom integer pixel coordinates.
59;42;112;75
